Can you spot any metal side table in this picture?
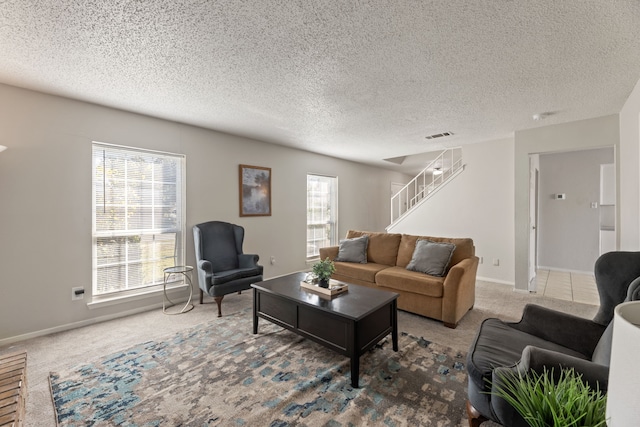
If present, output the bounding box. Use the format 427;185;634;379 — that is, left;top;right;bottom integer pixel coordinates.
163;265;195;315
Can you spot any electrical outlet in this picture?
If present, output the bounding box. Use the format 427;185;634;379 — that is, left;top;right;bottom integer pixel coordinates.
72;287;85;301
479;256;483;264
493;258;500;266
270;256;276;265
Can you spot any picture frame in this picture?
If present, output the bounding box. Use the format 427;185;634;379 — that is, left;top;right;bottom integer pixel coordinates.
239;164;272;217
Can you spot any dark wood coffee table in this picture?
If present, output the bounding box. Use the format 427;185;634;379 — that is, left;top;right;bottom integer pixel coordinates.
252;271;398;388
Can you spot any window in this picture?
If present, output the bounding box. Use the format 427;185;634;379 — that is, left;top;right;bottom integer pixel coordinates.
92;143;185;297
306;174;337;259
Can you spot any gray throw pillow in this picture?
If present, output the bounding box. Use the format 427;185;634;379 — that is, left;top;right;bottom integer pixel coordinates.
406;239;456;277
335;235;369;263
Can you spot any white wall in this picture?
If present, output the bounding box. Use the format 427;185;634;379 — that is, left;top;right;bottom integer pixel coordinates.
537;148;614;273
0;84;409;343
388;138;515;285
514;115;620;290
619;78;640;250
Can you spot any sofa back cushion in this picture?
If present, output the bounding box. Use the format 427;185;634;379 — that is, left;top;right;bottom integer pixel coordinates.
396;234;475;269
346;230;401;266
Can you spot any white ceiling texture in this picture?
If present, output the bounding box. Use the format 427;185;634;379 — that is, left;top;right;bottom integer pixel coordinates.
1;1;639;174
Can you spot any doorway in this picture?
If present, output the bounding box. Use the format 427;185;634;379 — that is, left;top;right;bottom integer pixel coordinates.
529;147;615;293
390;182;407;221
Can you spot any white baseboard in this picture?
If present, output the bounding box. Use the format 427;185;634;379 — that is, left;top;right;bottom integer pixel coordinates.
0;285;197;347
476;276;515;286
537;266;593;276
0;303;163;348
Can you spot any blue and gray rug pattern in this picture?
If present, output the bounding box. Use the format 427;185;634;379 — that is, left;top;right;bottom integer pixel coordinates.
50;309;468;426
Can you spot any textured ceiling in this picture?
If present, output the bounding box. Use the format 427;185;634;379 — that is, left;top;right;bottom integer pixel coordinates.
1;1;639;174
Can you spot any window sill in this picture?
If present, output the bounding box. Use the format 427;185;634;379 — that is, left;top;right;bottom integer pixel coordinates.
87;283;190;309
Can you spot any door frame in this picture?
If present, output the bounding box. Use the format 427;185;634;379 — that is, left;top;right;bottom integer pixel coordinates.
528;155;539;291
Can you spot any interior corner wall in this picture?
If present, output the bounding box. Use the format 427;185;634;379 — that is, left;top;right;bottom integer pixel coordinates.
619;77;640;250
537;148;614;273
514;115;620;291
388;137;515;285
0;84;409;343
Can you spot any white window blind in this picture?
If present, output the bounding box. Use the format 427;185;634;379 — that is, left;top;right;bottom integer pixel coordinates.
92;143;185;296
306;174;338;259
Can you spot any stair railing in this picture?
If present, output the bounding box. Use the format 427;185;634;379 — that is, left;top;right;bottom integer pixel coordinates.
390;147;463;225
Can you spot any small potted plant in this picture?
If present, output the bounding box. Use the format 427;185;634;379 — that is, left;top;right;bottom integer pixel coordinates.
312;257;336;288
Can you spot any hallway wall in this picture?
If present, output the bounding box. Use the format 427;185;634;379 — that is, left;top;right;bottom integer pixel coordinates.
537;148;614;272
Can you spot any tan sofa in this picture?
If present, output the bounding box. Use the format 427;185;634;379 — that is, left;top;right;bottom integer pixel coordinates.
319;230;479;328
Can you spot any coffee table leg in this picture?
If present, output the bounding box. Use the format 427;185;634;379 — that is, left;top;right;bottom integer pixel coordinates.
392;299;398;352
351;354;360;388
252;288;258;334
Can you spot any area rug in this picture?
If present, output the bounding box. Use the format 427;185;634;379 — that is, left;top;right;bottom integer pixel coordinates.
50;309;469;426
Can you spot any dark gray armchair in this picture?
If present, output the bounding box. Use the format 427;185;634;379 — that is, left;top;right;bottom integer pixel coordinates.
466;251;640;427
193;221;263;317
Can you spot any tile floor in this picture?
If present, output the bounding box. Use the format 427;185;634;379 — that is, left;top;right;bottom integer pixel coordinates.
535;269;600;305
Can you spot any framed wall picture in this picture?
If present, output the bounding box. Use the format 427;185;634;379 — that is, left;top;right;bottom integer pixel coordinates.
239;164;272;216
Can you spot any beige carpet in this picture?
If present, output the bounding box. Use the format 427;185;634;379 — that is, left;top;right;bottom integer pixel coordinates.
1;280;598;427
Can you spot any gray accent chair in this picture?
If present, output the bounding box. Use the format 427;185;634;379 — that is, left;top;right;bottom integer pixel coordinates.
466;251;640;427
593;251;640;324
193;221;263;317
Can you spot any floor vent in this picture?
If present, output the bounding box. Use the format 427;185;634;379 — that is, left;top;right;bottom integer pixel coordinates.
425;132;454;140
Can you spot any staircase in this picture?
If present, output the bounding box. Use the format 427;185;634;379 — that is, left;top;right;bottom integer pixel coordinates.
388;147;464;229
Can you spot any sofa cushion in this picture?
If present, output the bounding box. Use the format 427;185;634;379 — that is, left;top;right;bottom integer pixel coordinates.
397;234;475;270
406;239;455;277
375;266;445;297
467;318;589;390
346;230;401;266
335;235;369;263
334;261;389;283
210;267;263;285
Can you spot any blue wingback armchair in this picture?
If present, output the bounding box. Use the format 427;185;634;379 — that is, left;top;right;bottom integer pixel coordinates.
193;221;263;317
466;251;640;427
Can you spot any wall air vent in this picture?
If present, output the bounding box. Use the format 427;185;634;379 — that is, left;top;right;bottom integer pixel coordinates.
425;132;454;140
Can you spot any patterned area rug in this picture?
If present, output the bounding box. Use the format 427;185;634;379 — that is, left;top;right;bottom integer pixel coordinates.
50;309;468;426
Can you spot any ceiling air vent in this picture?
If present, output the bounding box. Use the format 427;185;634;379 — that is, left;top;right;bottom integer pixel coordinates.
425;132;454;140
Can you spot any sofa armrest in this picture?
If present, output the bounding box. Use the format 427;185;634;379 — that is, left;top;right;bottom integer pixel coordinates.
197;259;212;274
195;259;213;294
516;345;609;390
510;304;606;357
319;246;339;260
441;256;479;327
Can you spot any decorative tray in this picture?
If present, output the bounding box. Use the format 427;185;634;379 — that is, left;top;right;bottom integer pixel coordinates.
300;279;348;297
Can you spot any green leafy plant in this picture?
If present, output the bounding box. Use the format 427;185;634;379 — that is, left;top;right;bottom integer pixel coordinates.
490;367;607;427
312;257;336;285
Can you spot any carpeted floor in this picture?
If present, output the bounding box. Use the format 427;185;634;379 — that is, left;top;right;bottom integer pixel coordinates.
1;280;599;426
49;310;469;426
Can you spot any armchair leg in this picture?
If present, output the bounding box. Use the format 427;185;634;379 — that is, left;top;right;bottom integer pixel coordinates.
443;322;457;329
200;289;204;305
214;296;224;317
466;400;488;427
